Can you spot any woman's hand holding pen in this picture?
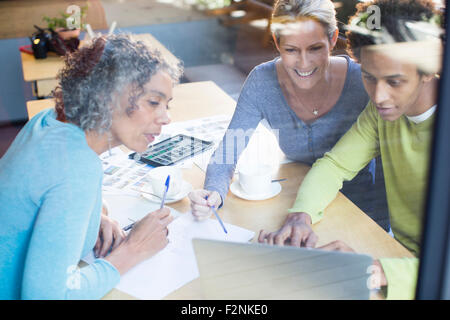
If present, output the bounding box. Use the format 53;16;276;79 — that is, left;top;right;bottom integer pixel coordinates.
104;207;173;275
125;207;173;258
188;189;222;221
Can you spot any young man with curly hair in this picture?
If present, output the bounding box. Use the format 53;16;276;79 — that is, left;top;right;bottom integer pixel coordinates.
259;0;443;299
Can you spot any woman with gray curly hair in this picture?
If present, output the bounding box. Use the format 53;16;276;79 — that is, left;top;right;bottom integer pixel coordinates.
0;34;182;299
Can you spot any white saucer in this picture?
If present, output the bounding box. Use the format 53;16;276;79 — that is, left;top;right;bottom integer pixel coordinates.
141;180;193;204
230;180;282;201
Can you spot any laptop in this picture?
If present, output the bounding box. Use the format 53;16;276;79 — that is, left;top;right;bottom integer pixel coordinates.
192;239;373;300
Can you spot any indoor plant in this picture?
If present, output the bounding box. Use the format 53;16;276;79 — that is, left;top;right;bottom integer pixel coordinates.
42;5;88;40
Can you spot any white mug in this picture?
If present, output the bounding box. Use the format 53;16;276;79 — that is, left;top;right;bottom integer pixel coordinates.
238;164;272;196
148;166;182;198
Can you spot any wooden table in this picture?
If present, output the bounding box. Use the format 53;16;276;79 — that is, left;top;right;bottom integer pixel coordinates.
143;163;411;300
26;81;413;300
109;82;413;299
20;33;180;98
25;81;235;120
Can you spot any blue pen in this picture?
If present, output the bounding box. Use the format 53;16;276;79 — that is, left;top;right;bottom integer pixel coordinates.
160;175;170;209
123;175;170;231
206;195;228;234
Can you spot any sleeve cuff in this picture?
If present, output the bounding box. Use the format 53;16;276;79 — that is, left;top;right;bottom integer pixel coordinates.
93;258;121;288
379;258;419;300
205;186;225;209
287;207;324;224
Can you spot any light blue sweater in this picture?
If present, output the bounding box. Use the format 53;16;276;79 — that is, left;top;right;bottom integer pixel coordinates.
0;109;120;300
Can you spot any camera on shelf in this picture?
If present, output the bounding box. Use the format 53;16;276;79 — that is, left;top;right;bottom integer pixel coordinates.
30;26;50;59
30;25;80;59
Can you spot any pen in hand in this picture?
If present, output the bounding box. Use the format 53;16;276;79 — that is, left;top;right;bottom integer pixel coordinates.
159;175;170;209
206;195;228;234
123;175;171;232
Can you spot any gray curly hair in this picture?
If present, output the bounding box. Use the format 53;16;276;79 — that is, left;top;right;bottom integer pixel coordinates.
53;34;183;133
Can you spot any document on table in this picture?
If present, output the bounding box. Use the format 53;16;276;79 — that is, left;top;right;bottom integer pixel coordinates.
161;114;232;143
116;213;254;300
100;146;154;197
158;115;232;171
98;115;234;194
83;194;254;300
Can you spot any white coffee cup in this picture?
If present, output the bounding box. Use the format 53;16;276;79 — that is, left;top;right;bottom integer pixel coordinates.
238;164;272;196
148;166;182;198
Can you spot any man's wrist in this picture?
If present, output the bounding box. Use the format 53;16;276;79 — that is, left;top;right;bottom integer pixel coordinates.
287;212;312;225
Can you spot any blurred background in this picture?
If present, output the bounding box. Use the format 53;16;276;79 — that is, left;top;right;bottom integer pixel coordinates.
0;0;445;156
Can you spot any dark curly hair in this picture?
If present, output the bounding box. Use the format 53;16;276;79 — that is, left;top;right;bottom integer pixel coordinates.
346;0;443;62
53;34;183;133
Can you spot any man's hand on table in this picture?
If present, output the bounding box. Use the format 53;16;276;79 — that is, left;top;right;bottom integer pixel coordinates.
258;212;389;291
258;212;318;247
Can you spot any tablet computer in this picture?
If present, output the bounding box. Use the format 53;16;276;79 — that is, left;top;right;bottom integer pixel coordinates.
129;134;213;167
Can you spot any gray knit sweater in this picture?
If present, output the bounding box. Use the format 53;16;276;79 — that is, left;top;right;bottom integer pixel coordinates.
204;56;388;227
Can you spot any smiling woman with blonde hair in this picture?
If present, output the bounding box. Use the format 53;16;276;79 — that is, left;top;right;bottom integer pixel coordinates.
189;0;388;234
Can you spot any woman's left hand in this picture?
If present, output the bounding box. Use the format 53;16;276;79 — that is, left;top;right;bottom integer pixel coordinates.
94;214;127;258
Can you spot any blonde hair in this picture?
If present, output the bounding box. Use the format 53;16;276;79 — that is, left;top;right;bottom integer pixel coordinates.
271;0;337;42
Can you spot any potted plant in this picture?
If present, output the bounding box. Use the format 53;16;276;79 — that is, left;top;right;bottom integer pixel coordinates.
42;5;88;40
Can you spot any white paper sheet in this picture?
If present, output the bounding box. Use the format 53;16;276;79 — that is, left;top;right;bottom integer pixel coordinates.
101;193;182;227
161;114;232;143
83;193;254;300
115;213;254;300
